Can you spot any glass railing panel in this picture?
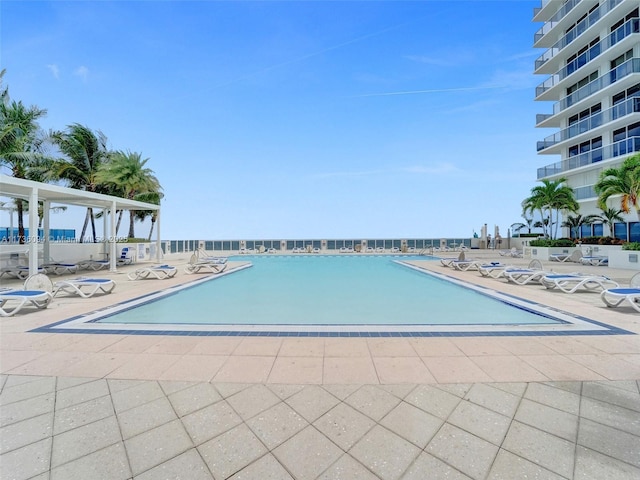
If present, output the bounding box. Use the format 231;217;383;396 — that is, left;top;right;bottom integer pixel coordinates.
538;96;640;151
534;0;623;68
554;58;640;114
538;136;640;178
534;0;582;42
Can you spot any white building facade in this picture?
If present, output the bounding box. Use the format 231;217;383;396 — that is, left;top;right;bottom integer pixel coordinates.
534;0;639;241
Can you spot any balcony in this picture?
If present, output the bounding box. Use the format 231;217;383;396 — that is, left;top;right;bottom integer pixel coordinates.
537;136;640;178
554;58;640;115
536;19;639;98
534;0;624;71
537;95;640;151
534;0;583;45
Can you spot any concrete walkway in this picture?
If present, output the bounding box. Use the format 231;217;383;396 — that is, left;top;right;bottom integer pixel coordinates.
1;252;639;479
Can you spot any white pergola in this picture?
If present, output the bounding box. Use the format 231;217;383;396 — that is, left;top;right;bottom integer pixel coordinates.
0;175;162;276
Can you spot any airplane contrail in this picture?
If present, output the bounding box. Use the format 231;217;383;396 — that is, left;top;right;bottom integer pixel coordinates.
349;85;506;98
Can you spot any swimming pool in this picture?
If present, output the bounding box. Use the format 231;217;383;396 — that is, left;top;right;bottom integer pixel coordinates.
35;255;632;337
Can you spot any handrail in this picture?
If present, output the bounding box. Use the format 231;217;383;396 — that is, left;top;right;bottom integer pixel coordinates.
537;136;640;178
537;95;640;151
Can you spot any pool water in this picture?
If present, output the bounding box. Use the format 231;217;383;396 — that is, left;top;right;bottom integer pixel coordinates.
97;255;562;326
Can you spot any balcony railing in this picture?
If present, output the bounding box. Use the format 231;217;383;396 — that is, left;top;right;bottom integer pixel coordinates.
554;58;640;114
536;18;638;97
535;0;623;69
574;185;596;200
534;0;582;44
537;136;640;178
537;95;640;151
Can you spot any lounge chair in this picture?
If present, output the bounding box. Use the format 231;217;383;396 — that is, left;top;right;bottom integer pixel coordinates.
501;260;553;285
477;262;511;278
540;274;619;294
0;265;45;280
128;265;177;280
0;274;53;317
77;259;110;271
600;273;640;313
579;255;608;266
499;248;523;258
42;262;79;275
549;250;583;263
451;259;482;271
184;253;228;274
440;251;466;267
53;277;116;298
117;247;134;266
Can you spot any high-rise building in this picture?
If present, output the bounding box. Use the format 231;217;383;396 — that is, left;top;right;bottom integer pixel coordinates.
533;0;639;241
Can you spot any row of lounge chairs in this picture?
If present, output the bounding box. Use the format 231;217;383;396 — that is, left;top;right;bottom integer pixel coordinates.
0;249;234;316
440;255;640;313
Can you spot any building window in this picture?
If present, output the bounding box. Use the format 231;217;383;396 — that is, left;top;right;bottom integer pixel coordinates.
614;222;628;241
630;223;640;242
593;223;604;236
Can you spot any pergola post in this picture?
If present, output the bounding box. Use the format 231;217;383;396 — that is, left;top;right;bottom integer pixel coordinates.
110;200;117;272
43;199;51;264
28;187;39;276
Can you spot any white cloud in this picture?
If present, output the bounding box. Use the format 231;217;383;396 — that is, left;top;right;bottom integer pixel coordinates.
46;64;59;79
74;66;89;82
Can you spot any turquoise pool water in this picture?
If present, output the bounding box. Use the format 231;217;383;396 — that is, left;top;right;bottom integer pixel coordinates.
97;255;562;326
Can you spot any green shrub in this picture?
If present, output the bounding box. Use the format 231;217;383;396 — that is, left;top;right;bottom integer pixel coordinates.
622;242;640;251
529;238;575;247
580;236;624;245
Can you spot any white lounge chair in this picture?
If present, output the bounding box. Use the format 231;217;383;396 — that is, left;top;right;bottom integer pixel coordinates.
540;274;619;294
579;255;608;266
184;254;228;274
128;265;177;280
42;262;79;275
499;248;523;258
53;277;116;298
600;273;640;313
451;259;482;271
117;247;134;266
0;274;53;317
440;251;466;267
549;250;583;263
477;262;511;278
0;265;45;280
77;259;110;271
501;260;553;285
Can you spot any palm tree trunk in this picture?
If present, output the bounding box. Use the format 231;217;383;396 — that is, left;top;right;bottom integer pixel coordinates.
147;219;155;241
116;210;124;235
89;207;98;242
128;210;136;239
16;199;25;244
79;208;90;243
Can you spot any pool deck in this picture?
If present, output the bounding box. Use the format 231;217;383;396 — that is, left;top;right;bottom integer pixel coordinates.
1;251;639;479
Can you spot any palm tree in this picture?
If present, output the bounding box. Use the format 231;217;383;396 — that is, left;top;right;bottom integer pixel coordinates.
51;124;110;242
593;207;625;237
96;151;161;239
594;153;640;220
510;214;535;236
522;178;579;239
0;81;49;243
561;214;599;239
133;191;164;240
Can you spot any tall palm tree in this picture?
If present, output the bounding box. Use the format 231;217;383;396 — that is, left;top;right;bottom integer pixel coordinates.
594;153;640;220
522;178;579;239
0;86;49;243
133;191;164;240
96;151;161;239
561;214;599;239
594;207;625;237
51;124;110;242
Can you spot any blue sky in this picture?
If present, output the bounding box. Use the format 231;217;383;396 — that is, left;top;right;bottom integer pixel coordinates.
1;0;545;240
